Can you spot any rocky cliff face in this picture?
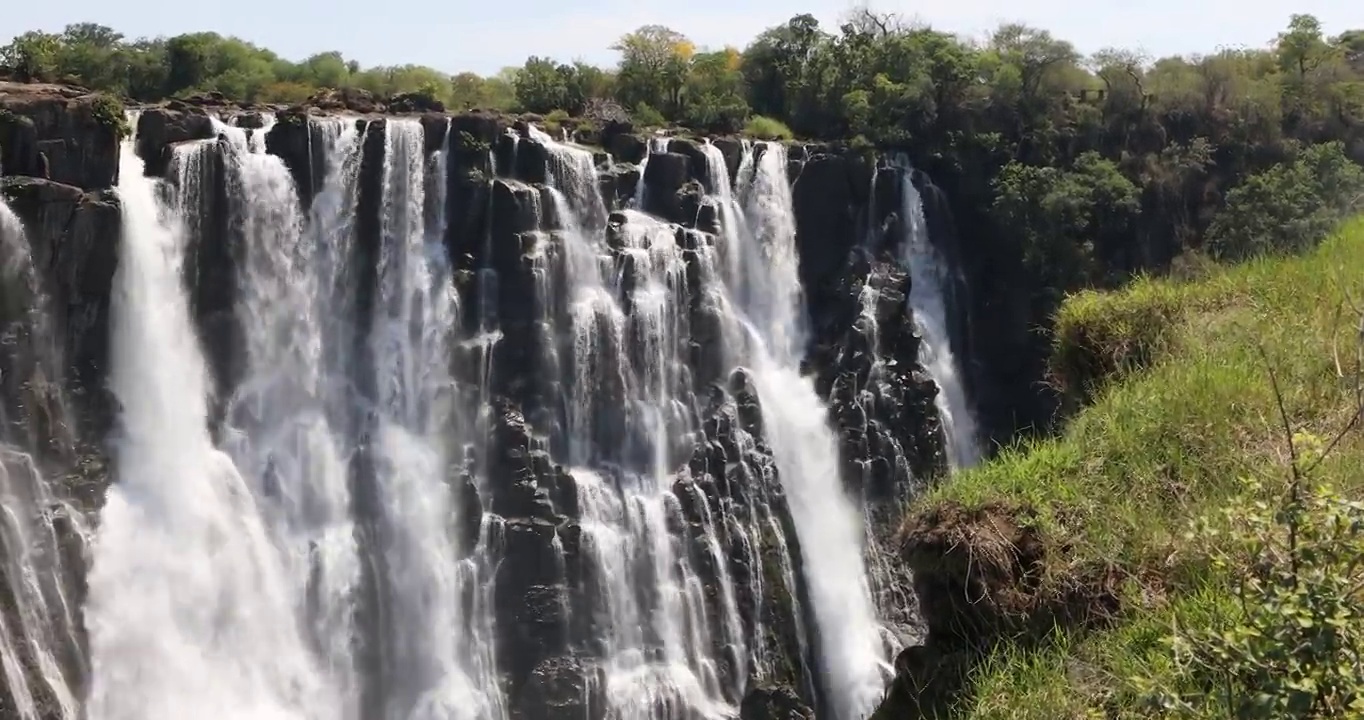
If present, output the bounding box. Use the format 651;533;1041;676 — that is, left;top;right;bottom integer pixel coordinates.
0;86;960;719
0;82;122;190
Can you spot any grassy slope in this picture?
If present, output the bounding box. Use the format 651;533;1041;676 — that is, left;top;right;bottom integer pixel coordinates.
919;216;1364;718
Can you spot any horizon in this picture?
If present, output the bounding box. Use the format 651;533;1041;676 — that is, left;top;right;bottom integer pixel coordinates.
4;0;1358;77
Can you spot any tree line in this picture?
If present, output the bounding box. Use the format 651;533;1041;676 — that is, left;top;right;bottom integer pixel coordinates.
3;12;1363;278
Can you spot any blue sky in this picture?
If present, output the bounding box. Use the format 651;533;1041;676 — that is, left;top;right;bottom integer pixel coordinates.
6;0;1359;76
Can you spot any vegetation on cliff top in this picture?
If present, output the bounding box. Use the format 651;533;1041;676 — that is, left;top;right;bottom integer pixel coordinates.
3;14;1360;296
904;215;1364;718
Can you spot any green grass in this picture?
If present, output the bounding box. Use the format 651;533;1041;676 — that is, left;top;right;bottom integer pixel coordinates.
743;114;794;141
915;216;1364;718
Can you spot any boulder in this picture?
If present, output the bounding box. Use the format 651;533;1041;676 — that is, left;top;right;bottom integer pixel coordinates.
711;137;745;184
388;92;445;114
263;111;321;205
303;87;382;114
665;138;711;190
607;132;647;165
510;656;605;720
134;108;216;177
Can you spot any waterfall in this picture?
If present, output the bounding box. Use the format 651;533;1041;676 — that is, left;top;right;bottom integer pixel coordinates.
37;110;969;720
366;118;502;720
892;161;980;469
215;120;364;714
0;197;87;720
84;123;342;720
530;131;743;720
722;144;890;720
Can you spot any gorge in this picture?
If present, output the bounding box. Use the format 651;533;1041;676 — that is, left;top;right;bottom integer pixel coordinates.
0;87;980;720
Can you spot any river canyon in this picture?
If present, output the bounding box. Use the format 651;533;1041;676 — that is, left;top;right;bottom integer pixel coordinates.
0;85;982;720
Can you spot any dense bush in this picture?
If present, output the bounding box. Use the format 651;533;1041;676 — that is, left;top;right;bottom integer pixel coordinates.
1206;142;1364;261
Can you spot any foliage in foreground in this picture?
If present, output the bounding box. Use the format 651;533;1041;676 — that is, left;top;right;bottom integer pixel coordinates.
920;216;1364;719
1140;468;1364;717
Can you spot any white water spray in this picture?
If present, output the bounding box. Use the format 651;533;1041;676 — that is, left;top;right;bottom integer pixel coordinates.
729;144;889;720
0;197;87;720
893;163;980;469
83;122;341;720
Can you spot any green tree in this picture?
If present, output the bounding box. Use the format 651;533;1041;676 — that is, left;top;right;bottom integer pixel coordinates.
514;56;570;114
449;71;514;111
1206;141;1364;261
163;33;216;95
992;153;1140;294
54;24;125;90
682;48;749;132
563;61;613;115
741;14;826;120
121;39;170;101
294;51;352;88
613;25;694;118
1;31;63;82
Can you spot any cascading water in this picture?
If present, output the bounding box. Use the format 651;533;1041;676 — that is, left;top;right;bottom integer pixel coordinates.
721;144;890;720
28;107;967;720
366;118;502;720
0;197;87;720
530;131;745;719
84;121;344;720
214;119;364;715
891;160;980;470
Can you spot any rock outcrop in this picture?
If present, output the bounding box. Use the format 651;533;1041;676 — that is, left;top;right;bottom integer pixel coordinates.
0;176;121;441
0;81;122;190
868;501;1125;719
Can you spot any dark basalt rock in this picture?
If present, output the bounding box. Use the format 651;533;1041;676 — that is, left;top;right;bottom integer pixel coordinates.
608;131;646;165
0;81;120;190
740;685;815;720
791;153;866;306
513;138;550;185
598;164;639;210
666;138;711;191
388;92;445;115
417;113;450;154
510;655;606;720
711;137;744;184
0;176;120;437
485;398;579;690
262;110;328;207
304;87;383;114
495;518;571;682
134;108;216;177
235;112;266;129
641;151;690;221
0;112;41;178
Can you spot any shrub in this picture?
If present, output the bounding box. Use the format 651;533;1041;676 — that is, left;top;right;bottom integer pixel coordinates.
631;102;666;128
258;81;317;105
743;114;793;141
453;130;490;153
543;108;571;136
89;93;130;138
1138;429;1364;717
